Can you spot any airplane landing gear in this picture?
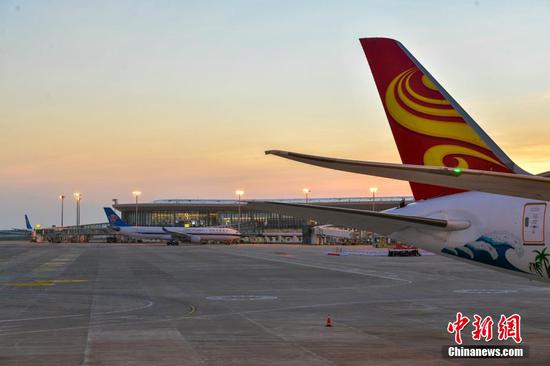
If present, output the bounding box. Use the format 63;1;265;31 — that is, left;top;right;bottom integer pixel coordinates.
166;241;180;246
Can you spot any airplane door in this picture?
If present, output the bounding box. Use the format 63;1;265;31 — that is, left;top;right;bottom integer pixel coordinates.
523;203;546;245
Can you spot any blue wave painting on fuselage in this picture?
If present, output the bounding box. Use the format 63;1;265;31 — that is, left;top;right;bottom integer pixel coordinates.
442;235;527;273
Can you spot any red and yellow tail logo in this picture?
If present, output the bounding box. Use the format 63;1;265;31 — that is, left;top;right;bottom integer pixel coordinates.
360;38;513;200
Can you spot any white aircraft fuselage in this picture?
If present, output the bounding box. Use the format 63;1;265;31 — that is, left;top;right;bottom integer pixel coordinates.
387;192;548;280
115;226;241;244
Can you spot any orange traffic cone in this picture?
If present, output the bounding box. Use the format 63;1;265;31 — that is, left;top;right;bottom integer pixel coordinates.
325;315;332;327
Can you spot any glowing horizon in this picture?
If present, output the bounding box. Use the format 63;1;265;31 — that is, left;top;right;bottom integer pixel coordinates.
1;1;549;227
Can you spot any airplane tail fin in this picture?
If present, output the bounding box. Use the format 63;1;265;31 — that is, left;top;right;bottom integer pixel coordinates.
103;207;128;227
359;38;526;200
25;214;32;230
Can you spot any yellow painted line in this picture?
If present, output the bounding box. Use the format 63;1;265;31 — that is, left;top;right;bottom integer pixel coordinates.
2;279;88;287
187;304;197;316
4;281;55;287
181;304;197;317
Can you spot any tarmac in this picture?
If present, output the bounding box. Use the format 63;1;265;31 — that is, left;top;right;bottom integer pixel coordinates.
1;241;549;365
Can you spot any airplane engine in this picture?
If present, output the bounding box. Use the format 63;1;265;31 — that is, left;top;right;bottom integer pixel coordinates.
190;236;201;243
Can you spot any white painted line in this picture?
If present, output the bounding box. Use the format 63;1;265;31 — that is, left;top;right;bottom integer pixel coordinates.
219;250;413;284
0;300;154;323
206;295;278;301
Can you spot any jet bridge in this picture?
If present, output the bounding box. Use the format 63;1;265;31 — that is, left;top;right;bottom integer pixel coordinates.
33;223;114;243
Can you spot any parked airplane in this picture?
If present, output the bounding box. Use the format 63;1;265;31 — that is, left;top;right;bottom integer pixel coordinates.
2;214;32;233
103;208;241;245
250;37;550;281
0;215;33;239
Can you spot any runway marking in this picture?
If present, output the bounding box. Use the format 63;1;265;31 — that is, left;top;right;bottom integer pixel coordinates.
218;250;413;284
0;301;191;336
0;299;154;323
1;279;87;287
187;304;197;316
8;297;439;335
33;251;82;273
0;297;441;336
206;295;278;301
0;295;468;337
453;288;518;294
191;297;446;320
238;312;336;366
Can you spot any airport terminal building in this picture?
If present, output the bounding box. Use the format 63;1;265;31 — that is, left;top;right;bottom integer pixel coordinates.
34;196;414;244
113;197;414;234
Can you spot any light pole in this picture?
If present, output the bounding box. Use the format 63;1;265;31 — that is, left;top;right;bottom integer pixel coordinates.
73;192;81;226
132;191;141;226
369;187;378;211
235;190;244;232
59;195;65;227
303;188;311;203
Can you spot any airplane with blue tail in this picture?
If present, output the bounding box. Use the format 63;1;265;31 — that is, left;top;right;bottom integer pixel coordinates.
0;214;34;239
104;207;241;245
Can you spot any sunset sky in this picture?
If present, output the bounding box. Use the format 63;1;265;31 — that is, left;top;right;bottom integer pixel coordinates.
1;1;550;227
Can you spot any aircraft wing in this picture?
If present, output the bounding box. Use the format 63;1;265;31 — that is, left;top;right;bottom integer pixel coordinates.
246;201;470;235
162;227;192;240
266;150;550;201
